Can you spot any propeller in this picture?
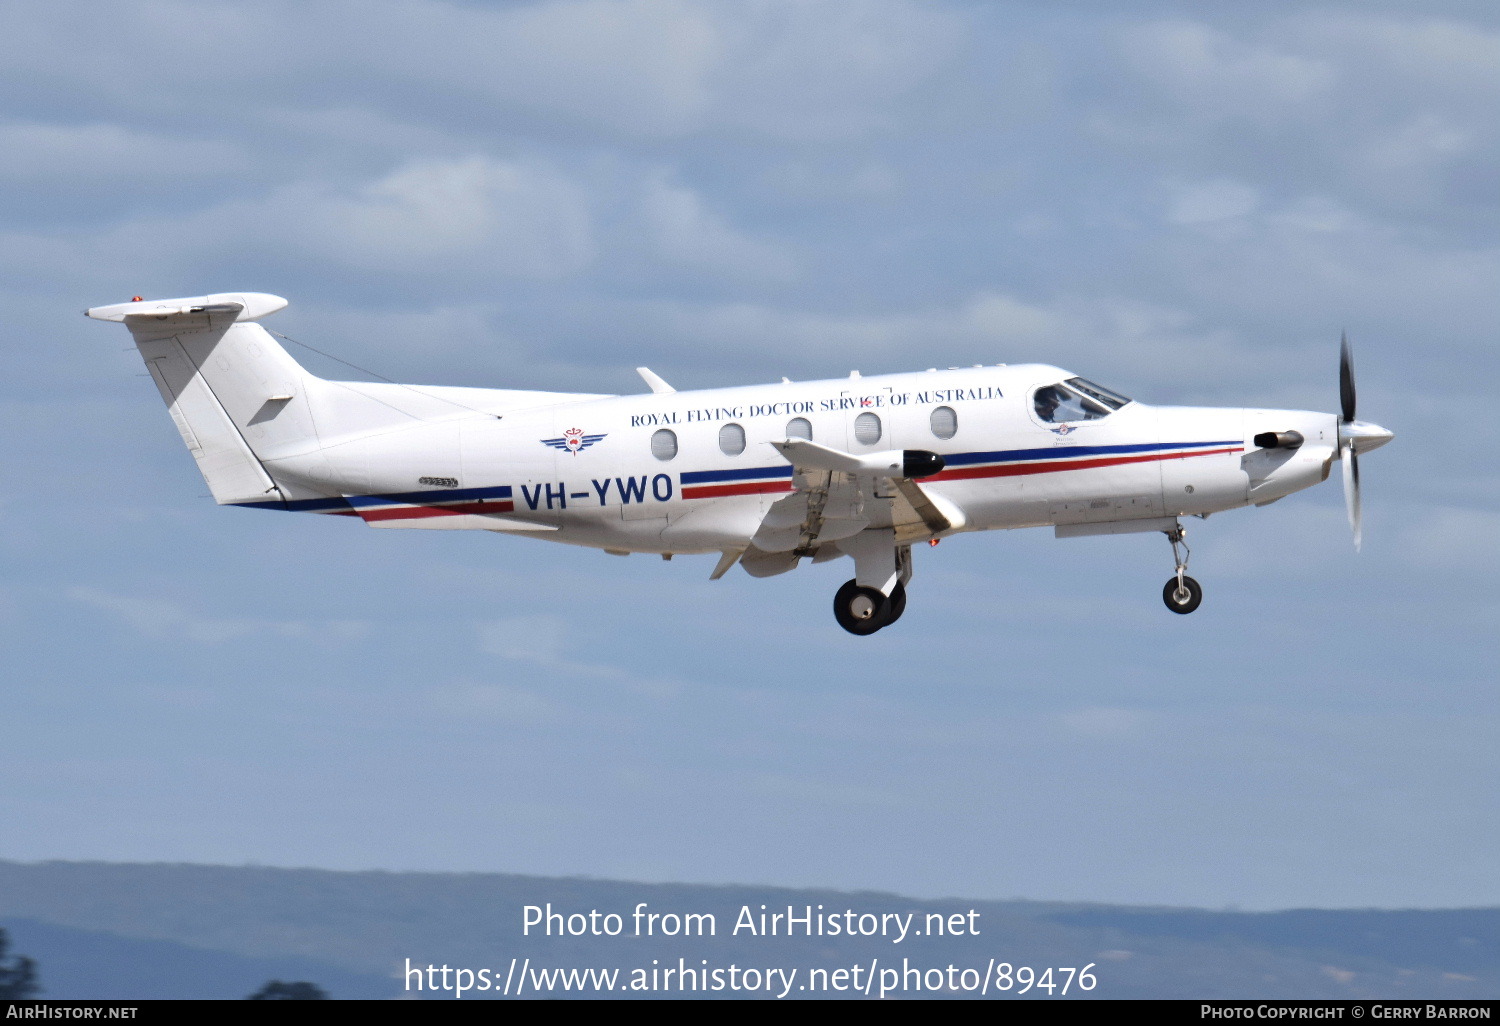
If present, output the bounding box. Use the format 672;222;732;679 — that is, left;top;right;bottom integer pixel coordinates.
1339;332;1361;550
1335;334;1395;551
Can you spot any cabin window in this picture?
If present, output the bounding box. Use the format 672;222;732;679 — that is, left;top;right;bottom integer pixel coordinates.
930;405;957;440
786;417;812;440
718;422;746;456
650;428;678;461
854;411;882;445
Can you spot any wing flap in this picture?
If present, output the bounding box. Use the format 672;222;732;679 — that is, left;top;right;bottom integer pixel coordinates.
737;438;965;577
740;545;801;578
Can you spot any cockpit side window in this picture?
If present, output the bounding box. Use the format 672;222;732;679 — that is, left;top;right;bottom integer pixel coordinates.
1033;382;1116;423
1065;377;1131;410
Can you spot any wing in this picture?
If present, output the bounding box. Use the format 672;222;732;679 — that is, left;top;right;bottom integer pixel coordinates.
734;439;964;578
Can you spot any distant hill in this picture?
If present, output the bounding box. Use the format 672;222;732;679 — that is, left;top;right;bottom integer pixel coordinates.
1;861;1496;1000
0;918;394;1000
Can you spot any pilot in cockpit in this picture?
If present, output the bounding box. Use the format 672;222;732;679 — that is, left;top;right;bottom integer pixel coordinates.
1035;378;1129;424
1033;386;1063;423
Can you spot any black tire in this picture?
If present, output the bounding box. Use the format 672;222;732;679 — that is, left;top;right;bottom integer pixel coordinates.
1162;575;1203;614
834;579;892;635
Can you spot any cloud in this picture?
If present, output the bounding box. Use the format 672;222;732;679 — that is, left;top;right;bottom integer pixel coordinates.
1167;179;1261;225
0;0;959;143
67;585;369;646
302;157;596;276
1353;112;1479;205
704;0;962;141
636;172;798;282
1120;19;1336;120
1393;505;1500;574
1296;13;1500;95
0;121;247;186
0;154;597;294
476;616;682;700
478;615;569;663
625;289;1257;396
0;0;714;137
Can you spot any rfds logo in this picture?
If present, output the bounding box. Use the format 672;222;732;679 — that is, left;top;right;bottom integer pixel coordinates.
541;428;606;454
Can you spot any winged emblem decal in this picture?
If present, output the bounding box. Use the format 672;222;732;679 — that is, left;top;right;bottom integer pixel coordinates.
541;428;606;454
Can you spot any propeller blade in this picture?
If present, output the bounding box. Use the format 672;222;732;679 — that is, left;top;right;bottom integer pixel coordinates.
1341;442;1362;551
1339;331;1356;423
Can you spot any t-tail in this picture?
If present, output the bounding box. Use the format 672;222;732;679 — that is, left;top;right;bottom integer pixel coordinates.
87;293;324;507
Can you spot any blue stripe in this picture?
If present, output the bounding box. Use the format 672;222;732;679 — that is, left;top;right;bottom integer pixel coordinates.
942;440;1240;468
681;465;795;485
234;496;353;512
236;484;512;513
344;485;513;508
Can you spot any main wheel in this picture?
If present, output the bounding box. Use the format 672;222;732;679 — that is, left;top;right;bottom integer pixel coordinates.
834;579;891;635
1162;575;1203;614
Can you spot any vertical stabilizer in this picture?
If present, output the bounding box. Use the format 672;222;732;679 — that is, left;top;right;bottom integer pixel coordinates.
88;293;317;506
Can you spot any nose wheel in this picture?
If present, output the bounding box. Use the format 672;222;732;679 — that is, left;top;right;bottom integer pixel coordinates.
834;579;906;635
1161;526;1203;614
1162;575;1203;614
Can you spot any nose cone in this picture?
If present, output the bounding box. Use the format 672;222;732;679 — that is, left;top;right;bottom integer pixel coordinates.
1341;419;1394;455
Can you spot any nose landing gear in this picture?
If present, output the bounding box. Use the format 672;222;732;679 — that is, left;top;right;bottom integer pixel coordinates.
1162;525;1203;614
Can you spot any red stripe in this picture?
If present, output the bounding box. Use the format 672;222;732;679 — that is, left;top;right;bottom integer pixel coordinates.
931;447;1243;483
683;481;796;500
356;500;517;522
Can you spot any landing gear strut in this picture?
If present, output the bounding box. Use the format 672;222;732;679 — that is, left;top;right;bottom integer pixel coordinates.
1162;525;1203;614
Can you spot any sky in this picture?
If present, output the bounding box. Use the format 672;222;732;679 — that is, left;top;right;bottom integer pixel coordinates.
1;0;1497;912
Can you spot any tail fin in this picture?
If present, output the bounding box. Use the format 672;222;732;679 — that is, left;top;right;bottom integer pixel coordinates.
88;293;320;506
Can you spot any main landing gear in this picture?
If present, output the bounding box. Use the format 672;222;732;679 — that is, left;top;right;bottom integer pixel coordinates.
833;534;912;635
1162;525;1203;614
834;579;907;635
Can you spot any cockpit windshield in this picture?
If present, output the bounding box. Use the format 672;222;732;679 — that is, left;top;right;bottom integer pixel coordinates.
1033;377;1132;423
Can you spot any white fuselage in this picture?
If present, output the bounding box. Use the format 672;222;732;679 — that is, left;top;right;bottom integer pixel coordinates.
262;363;1338;553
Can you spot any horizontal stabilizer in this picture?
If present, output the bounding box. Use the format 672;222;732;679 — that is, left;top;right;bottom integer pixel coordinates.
86;293;288;323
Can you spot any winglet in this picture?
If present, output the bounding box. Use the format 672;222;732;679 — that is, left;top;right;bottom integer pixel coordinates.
636;367;675;394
